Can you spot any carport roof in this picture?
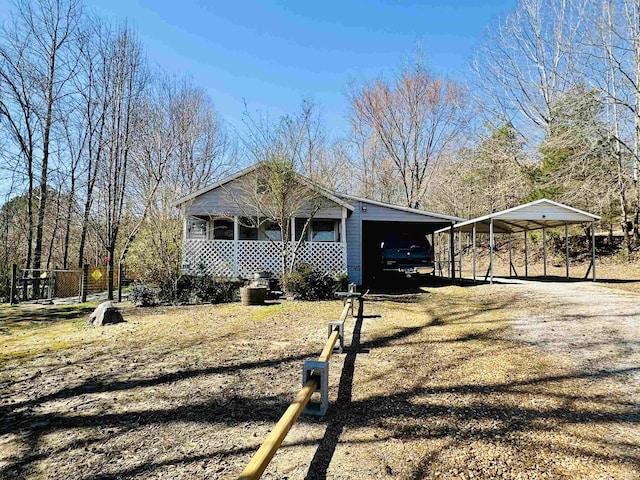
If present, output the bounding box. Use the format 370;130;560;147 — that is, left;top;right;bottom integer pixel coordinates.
434;199;600;235
339;194;466;222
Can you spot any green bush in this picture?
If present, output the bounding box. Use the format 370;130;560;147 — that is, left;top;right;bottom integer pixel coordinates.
158;274;241;304
283;262;348;300
129;283;158;307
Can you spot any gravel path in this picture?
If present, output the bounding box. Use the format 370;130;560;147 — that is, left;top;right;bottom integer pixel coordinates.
504;279;640;391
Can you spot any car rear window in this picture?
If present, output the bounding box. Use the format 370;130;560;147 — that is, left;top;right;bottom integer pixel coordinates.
383;234;430;249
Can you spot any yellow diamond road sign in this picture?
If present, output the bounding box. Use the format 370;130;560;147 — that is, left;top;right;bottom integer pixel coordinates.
91;269;103;280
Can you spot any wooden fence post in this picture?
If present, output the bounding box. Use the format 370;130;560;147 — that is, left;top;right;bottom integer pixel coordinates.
81;264;89;303
10;264;18;305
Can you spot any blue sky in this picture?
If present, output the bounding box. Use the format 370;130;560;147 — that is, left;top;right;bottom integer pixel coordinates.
1;0;516;135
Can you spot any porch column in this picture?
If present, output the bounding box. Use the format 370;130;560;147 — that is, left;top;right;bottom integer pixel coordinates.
472;223;476;281
233;216;239;277
183;217;189;240
341;208;347;272
489;218;494;285
341;209;347;244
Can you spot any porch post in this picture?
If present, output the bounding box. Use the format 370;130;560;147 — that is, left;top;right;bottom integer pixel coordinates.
341;208;347;244
291;217;296;241
543;227;547;277
233;216;240;277
565;223;569;279
472;223;476;281
341;208;347;272
183;217;188;240
489;218;494;285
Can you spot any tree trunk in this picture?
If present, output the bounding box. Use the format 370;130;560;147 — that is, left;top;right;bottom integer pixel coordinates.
23;156;33;299
46;191;62;270
107;243;115;301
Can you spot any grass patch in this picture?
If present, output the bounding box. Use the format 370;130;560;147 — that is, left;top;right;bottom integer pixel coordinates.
0;302;98;329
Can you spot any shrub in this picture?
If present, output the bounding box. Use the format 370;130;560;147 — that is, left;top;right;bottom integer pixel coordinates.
157;274;241;304
284;262;348;300
334;272;350;293
129;283;157;307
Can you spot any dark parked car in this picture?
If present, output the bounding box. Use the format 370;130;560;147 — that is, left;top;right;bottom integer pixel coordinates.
380;232;434;278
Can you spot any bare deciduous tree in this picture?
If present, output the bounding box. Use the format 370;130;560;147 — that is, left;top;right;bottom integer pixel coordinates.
347;53;468;208
233;102;333;279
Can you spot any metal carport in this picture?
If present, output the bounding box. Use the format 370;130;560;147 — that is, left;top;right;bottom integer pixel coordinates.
434;199;601;284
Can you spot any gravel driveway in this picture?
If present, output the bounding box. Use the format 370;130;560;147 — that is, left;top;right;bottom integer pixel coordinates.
504;279;640;392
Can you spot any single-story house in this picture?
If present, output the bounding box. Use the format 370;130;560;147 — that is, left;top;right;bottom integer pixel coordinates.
174;164;463;285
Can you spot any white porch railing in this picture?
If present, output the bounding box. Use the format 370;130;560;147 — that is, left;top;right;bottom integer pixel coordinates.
182;239;347;278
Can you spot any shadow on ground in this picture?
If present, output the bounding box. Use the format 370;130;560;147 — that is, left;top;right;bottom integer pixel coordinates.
1;290;638;479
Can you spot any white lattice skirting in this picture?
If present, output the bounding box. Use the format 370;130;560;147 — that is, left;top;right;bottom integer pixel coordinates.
182;239;347;278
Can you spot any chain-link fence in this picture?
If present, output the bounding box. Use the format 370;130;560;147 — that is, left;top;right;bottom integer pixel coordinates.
7;265;119;303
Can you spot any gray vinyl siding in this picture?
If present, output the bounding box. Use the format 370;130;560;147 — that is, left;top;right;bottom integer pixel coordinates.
184;177;344;218
360;202;452;223
345;203;362;284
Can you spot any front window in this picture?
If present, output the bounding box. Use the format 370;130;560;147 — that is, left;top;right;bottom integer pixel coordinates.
262;221;282;241
295;218;309;241
212;218;234;240
311;220;336;242
187;216;207;239
239;217;259;240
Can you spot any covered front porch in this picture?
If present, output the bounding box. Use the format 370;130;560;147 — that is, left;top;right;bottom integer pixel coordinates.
182;215;347;278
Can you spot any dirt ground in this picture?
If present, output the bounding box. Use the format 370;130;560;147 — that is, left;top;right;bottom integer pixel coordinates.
1;277;639;479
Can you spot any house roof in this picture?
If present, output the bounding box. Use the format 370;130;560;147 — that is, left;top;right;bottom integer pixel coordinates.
172;163;354;211
434;199;600;235
173;163;468;223
339;194;465;223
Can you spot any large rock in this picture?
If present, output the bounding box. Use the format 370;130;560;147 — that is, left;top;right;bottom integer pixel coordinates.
87;301;125;326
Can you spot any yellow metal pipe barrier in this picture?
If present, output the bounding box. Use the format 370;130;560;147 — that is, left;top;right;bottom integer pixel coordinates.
238;377;318;480
237;303;350;479
318;330;340;362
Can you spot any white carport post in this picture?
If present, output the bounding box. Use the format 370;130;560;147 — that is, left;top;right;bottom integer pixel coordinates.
508;233;513;277
458;231;462;279
543;227;547;277
524;229;528;278
489;218;494;285
592;221;596;281
434;232;439;276
472;223;477;282
565;223;569;279
449;223;455;281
